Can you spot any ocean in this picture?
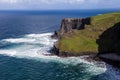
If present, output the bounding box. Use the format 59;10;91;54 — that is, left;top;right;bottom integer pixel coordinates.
0;9;120;80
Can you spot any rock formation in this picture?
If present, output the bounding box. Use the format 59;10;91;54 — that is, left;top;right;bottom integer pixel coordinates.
97;22;120;54
97;22;120;67
51;12;120;67
51;17;91;39
51;17;92;56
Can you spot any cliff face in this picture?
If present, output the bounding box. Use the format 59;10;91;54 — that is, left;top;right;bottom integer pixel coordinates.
51;12;120;63
97;22;120;67
97;22;120;54
51;17;91;39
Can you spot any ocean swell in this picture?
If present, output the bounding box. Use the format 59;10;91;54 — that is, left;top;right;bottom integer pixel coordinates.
0;33;56;58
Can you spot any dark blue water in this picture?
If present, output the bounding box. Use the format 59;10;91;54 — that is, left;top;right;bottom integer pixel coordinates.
0;10;120;80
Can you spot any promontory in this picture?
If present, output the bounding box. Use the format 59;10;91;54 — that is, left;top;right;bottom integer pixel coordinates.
51;12;120;67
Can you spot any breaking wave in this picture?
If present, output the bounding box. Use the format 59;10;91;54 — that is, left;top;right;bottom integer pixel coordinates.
0;33;56;58
0;33;120;80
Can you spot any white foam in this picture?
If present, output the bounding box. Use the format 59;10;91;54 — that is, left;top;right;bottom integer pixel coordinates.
3;38;36;43
26;33;53;38
0;50;16;56
0;33;106;67
1;33;56;45
1;33;120;79
0;33;56;57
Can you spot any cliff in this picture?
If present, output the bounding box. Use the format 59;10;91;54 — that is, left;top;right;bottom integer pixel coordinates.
97;22;120;67
51;12;120;66
51;17;91;39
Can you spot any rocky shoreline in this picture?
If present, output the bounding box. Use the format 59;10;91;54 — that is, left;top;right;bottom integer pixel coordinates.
50;13;120;67
50;43;120;68
51;44;97;57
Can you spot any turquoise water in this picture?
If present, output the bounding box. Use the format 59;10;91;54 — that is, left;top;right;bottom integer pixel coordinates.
0;10;120;80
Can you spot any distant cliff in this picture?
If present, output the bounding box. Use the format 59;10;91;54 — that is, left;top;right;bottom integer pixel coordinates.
51;12;120;66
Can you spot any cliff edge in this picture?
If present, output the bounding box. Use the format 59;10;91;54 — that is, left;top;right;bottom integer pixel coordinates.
51;12;120;66
51;17;91;39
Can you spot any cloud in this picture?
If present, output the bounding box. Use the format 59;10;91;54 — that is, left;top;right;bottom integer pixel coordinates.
50;0;87;4
0;0;119;10
0;0;86;4
0;0;18;3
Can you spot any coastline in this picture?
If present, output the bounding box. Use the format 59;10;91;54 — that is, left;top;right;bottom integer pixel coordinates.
50;12;120;68
50;44;120;68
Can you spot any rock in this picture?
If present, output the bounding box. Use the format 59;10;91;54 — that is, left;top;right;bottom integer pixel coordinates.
50;42;68;57
50;12;120;67
99;53;120;68
51;17;91;39
97;22;120;67
51;17;91;56
97;22;120;54
51;31;59;39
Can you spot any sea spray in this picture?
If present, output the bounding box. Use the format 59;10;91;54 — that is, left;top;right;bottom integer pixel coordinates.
0;33;56;57
0;33;119;80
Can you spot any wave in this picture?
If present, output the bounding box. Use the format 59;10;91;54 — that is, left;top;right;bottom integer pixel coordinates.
0;32;105;65
0;33;56;57
2;38;36;43
0;33;120;79
1;33;56;45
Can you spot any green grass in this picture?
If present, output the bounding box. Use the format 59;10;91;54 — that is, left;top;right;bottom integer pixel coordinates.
59;34;98;53
57;12;120;55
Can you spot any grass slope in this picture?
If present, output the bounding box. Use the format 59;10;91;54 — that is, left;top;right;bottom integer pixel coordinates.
57;12;120;54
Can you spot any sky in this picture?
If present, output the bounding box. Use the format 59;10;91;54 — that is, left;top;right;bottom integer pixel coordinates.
0;0;120;10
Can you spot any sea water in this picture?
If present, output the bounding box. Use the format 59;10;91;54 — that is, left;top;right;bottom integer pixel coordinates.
0;9;120;80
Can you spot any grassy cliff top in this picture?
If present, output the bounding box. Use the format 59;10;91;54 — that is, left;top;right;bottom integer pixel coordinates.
56;12;120;54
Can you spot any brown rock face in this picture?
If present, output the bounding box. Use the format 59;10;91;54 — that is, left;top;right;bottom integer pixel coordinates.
51;17;91;56
51;17;91;39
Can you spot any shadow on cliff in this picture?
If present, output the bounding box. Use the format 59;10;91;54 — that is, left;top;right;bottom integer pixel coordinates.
79;17;91;29
96;22;120;55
